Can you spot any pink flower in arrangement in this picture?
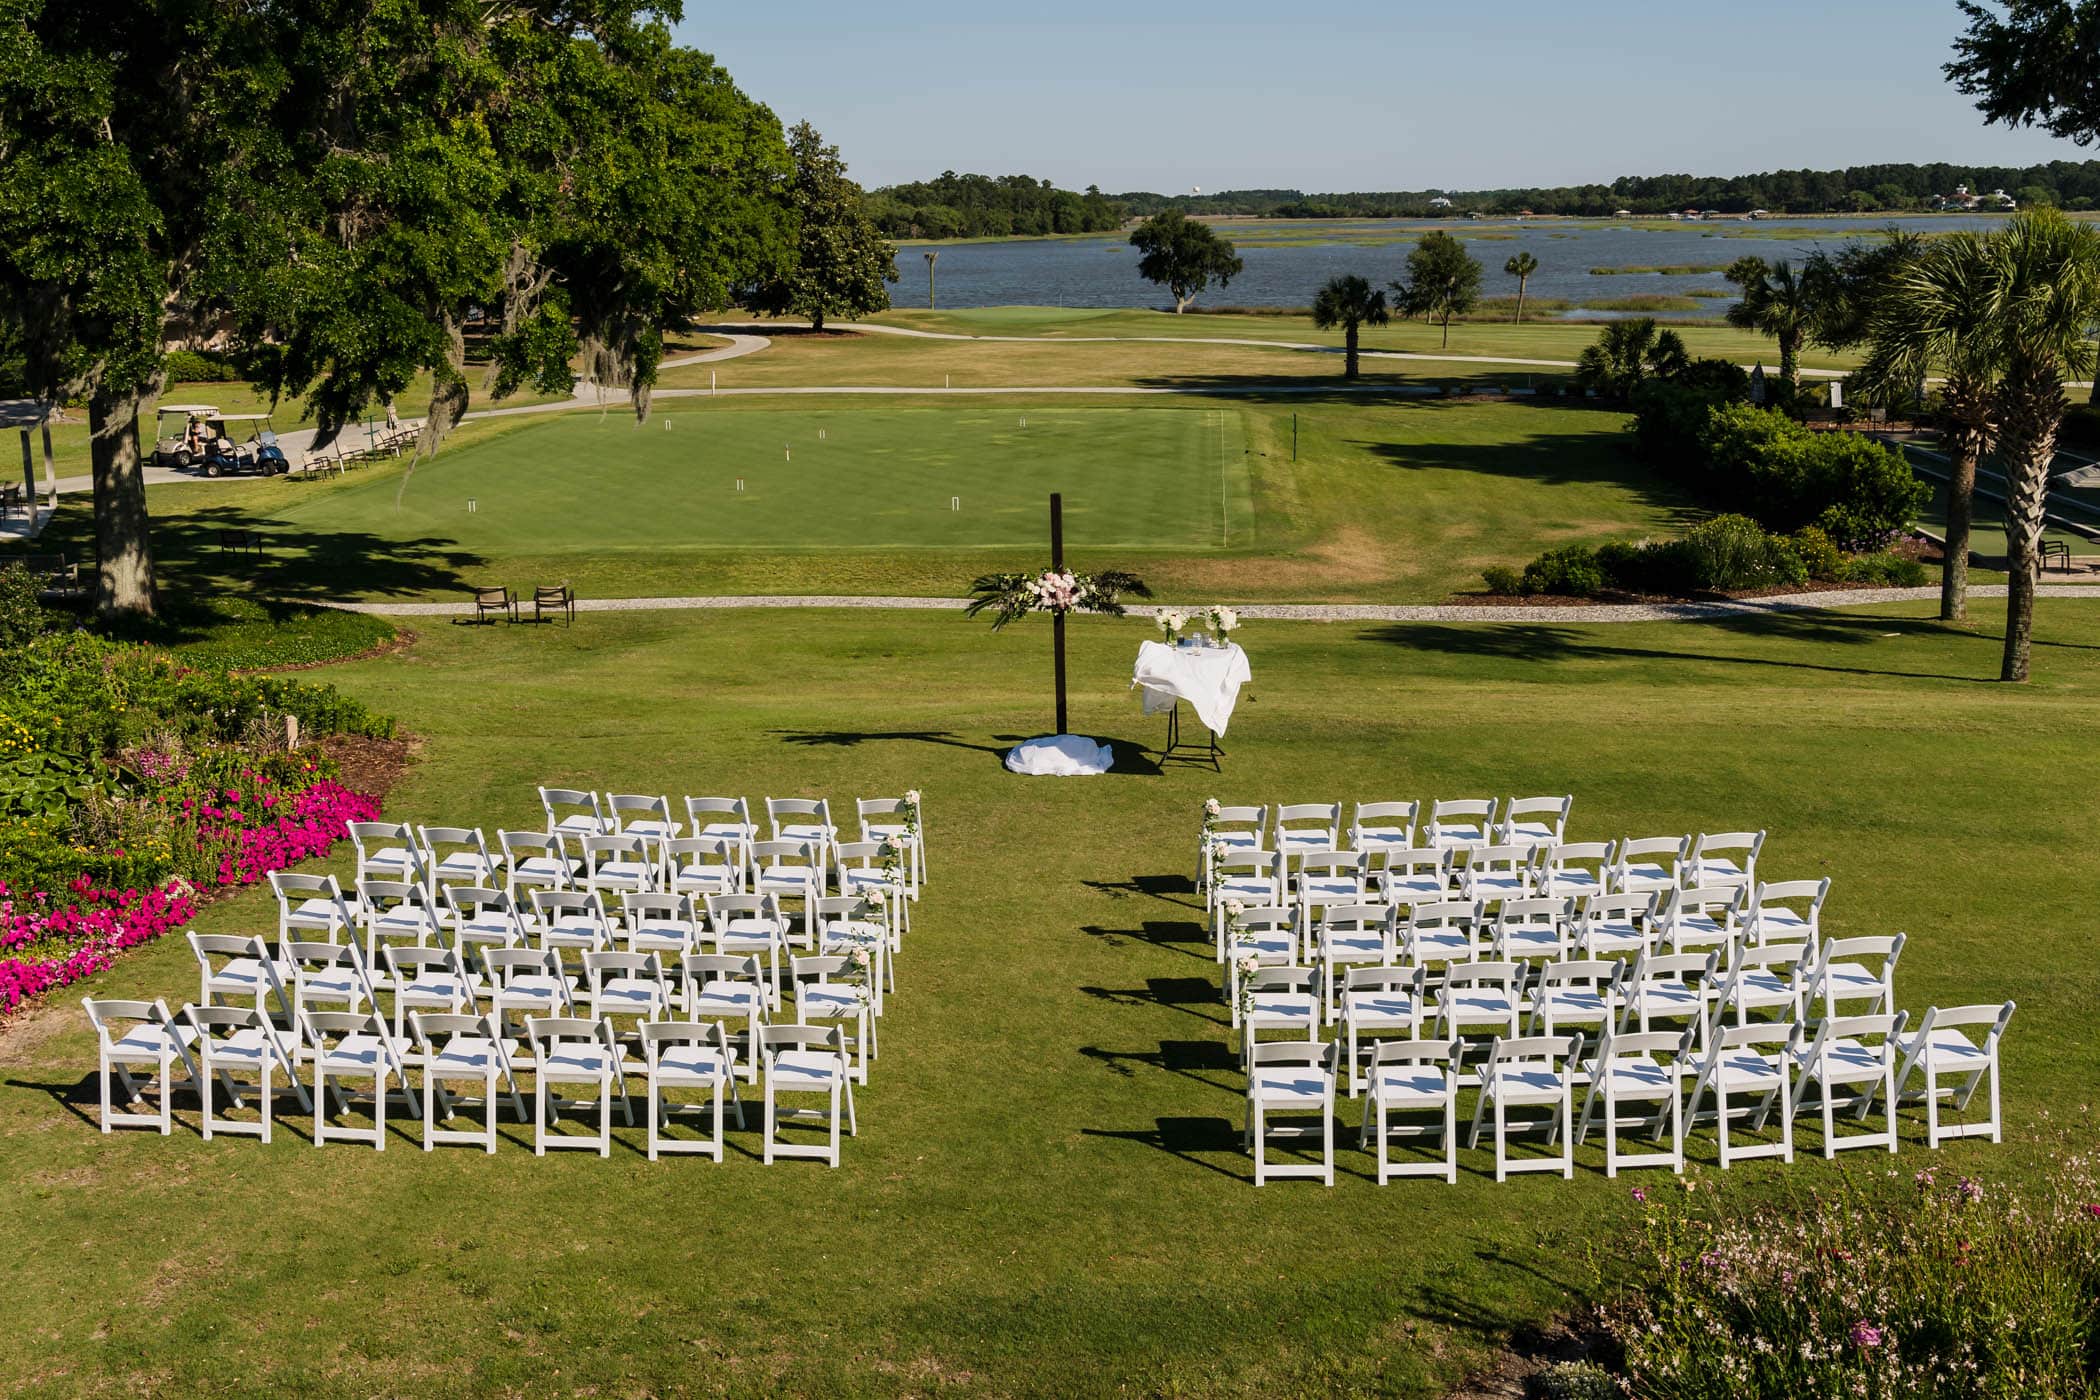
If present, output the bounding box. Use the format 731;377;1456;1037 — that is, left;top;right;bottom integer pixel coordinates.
1630;1187;1648;1204
2084;1203;2100;1219
1849;1320;1885;1350
1958;1178;1983;1204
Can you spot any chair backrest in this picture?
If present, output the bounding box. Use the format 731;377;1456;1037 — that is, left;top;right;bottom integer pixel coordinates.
539;786;605;832
1619;835;1689;867
622;891;693;925
1245;965;1316;996
1659;884;1742;924
531;887;610;927
269;871;341;900
685;795;753;833
640;1019;729;1063
81;996;176;1042
1351;799;1417;835
1273;802;1341;836
1345;964;1425;997
1693;829;1764;864
483;946;560;979
1228;905;1296;937
407;1010;499;1054
1502;795;1573;838
1821;932;1904;965
1594;1027;1685;1063
1215;848;1282;880
1463;843;1531;875
1447;959;1524;991
359;879;434;921
1800;1011;1907;1061
1710;1019;1793;1054
667;835;739;866
384;943;464;981
444;883;524;929
1410;898;1482;928
1429;797;1497;834
1497;896;1570;926
761;1022;845;1058
1249;1037;1336;1073
303;1009;402;1060
186;1001;297;1053
1534;958;1619;993
765;797;832;837
189;931;272;964
1371;1036;1460;1069
1626;949;1716;985
1381;846;1455;883
585;948;664;982
705;892;781;928
499;828;569;870
584;832;653;865
1297;849;1367;880
1484;1033;1575;1068
419;824;486;853
284;937;378;994
680;952;764;986
607;792;672;824
1914;1001;2016;1043
525;1016;611;1055
1210;803;1266;827
1584;891;1655;922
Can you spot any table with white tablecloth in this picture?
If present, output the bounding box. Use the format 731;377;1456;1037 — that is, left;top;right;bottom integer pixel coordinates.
1132;639;1250;763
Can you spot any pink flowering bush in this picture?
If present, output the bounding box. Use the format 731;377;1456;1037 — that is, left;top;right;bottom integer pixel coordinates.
1600;1143;2100;1397
0;878;198;1015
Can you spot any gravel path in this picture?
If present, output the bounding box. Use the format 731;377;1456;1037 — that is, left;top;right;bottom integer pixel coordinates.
317;583;2100;621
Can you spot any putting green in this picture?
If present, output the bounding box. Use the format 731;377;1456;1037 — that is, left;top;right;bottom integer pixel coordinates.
275;406;1254;552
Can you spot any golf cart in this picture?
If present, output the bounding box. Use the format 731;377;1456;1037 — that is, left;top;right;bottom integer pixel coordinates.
200;413;290;476
150;404;221;469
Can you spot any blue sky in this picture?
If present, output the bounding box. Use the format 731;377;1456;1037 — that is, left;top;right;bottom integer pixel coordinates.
672;1;2093;193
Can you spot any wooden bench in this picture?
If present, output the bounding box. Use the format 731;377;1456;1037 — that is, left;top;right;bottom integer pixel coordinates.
217;528;265;558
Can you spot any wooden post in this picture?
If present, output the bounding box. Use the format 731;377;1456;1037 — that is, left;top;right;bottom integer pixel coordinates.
1050;492;1067;736
39;420;54;509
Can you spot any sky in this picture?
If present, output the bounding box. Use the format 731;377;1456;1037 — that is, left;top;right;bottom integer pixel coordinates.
672;0;2094;193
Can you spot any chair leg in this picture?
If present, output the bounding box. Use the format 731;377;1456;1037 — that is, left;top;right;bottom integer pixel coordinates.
534;1076;547;1156
374;1072;387;1152
646;1078;661;1162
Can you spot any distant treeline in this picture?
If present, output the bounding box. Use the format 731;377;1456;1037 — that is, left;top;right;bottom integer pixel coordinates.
1112;161;2100;218
866;172;1127;239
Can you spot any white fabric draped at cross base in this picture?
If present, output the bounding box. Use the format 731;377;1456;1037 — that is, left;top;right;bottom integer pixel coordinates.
1132;640;1252;736
1004;734;1117;776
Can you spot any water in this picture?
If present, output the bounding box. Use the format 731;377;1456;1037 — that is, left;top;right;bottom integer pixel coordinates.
892;215;2012;317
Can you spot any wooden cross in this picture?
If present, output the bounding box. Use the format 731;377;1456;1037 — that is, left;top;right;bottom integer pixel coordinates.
1050;492;1068;735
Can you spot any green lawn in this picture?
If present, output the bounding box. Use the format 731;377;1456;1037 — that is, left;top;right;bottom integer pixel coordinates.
11;398;1695;605
3;599;2096;1396
269;406;1253;552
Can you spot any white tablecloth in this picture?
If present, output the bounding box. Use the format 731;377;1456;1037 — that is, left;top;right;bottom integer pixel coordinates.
1132;640;1251;736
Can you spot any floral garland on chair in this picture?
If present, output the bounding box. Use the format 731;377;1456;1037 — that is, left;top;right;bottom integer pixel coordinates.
965;568;1151;630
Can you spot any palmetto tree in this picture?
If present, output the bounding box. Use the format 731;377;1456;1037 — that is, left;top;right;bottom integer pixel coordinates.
1312;274;1389;380
1573;317;1688;399
1979;210;2100;682
1856;232;2003;623
1726;256;1817;391
1504;251;1539;325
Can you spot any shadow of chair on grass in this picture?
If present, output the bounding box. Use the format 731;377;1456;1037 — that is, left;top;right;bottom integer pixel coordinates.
1079;1117;1247;1182
1079;918;1211;959
1081;977;1226;1026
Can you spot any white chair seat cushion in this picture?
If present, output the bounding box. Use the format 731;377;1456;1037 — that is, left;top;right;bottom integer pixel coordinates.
287;898;346;925
1708;1049;1787;1090
1370;1067;1450;1103
1229;933;1293;960
318;1036;402;1073
1820;964;1884;995
1800;1039;1888;1085
1248;993;1317;1023
1248;1068;1328;1106
1537;990;1611;1020
210;957;293;992
691;984;762;1017
496;976;572;1005
798;985;865;1018
1470;874;1527;899
1343;994;1417;1028
398;973;481;1003
428;1038;514;1075
111;1024;196;1061
512;856;577;881
541;1045;631;1079
1321;932;1384;959
1480;1066;1566;1103
1431;825;1487;846
769;1051;846;1089
656;1046;734;1081
1215;877;1279;903
596;980;664;1011
1628;985;1704;1016
1300;876;1360;902
1597;1057;1676;1099
1380;875;1449;902
541;920;604;946
205;1029;280;1066
1443;992;1517;1023
1904;1032;1988;1070
1500;927;1562;956
433;854;493;880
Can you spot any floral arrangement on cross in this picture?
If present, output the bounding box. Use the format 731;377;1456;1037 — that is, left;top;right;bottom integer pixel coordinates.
964;493;1150;737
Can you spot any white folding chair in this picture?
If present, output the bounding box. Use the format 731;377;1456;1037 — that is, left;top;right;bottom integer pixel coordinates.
283;939;378;1016
1690;830;1764;893
1359;1037;1460;1184
1201;802;1267;893
1460;843;1533;907
1576;891;1655;961
791;954;876;1082
1211;849;1286;958
1236;966;1320;1071
641;1020;745;1161
663;836;743;902
442;885;528;970
1614;836;1689;895
349;819;425;888
760;1024;857;1167
1272;802;1342;865
1527;959;1621;1052
1428;797;1498;849
385;945;483;1041
1403;898;1484;968
833;839;907;938
1792;1012;1905;1157
765;797;835;847
409;1010;525;1153
856;794;925;897
187;1005;310;1143
1348;800;1418;866
1711;943;1807;1028
681;953;769;1083
525;1016;634;1157
1576;1028;1685;1176
1530;840;1616;901
1615;950;1717;1048
1223;906;1298;1014
187;932;295;1020
1742;878;1828;949
1373;846;1458;910
705;893;787;1006
304;1009;420;1149
752;838;825;946
619;892;700;961
529;888;615;984
606;791;681;843
268;871;355;945
1895;1002;2015;1148
81;998;200;1134
483;947;578;1046
539;786;610;853
1685;1021;1795;1167
813;895;892;1011
498;828;579;900
1805;934;1905;1020
1492;896;1571;963
419;825;498;897
1655;885;1741;959
1292;848;1366;920
684;796;756;881
1311;902;1394;1018
356;880;442;987
1467;1034;1577;1181
1340;965;1426;1098
1501;795;1573;848
586;949;670;1024
1245;1039;1337;1186
1437;961;1526;1042
582;832;658;900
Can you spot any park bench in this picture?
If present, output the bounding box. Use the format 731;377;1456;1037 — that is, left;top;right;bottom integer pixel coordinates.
217;528;265;558
472;585;515;624
2040;540;2072;574
530;583;576;625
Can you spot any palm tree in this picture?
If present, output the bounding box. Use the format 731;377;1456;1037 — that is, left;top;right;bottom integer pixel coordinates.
1979;210;2100;682
1726;256;1817;392
1504;251;1539;325
1312;274;1390;380
1856;232;2003;623
1572;317;1689;399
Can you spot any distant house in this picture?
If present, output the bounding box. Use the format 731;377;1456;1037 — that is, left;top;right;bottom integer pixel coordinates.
1682;208;1702;220
1612;208;1633;218
1749;209;1770;220
1517;209;1535;218
1427;195;1453;210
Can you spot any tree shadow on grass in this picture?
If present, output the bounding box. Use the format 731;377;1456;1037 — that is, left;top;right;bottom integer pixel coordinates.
1080;874;1199;908
1078;1039;1238;1094
1361;609;2010;684
1346;425;1701;523
1078;1117;1247;1182
145;504;484;604
1079;919;1210;959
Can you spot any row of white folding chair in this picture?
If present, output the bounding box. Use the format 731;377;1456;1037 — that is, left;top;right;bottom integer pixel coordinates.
1247;1000;2012;1185
494;828;911;923
1206;798;1578;882
81;997;858;1164
537;789;925;896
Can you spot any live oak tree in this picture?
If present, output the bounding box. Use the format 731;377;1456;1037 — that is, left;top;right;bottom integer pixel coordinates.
1393;232;1481;348
746;122;897;333
0;0;286;616
1505;251;1540;324
1129;210;1244;314
1311;275;1389;380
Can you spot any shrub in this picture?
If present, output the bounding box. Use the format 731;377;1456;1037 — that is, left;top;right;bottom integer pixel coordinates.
1699;404;1928;538
0;567;64;650
1840;551;1928;587
1596;538;1697;595
1630;377;1738;473
1604;1155;2100;1397
1529;1361;1618;1400
1682;513;1808;592
1520;545;1605;598
160;348;240;383
1789;524;1845;581
2063;402;2100;452
1481;565;1523;596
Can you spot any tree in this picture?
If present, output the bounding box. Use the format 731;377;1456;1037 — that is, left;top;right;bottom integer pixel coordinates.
1801;228;1926;351
747;122;897;333
1946;0;2100;404
1129;210;1243;313
1856;232;2006;623
1978;210;2100;681
1310;275;1389;380
1504;251;1540;325
0;0;287;616
1724;256;1818;392
1573;318;1689;399
1393;232;1481;348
